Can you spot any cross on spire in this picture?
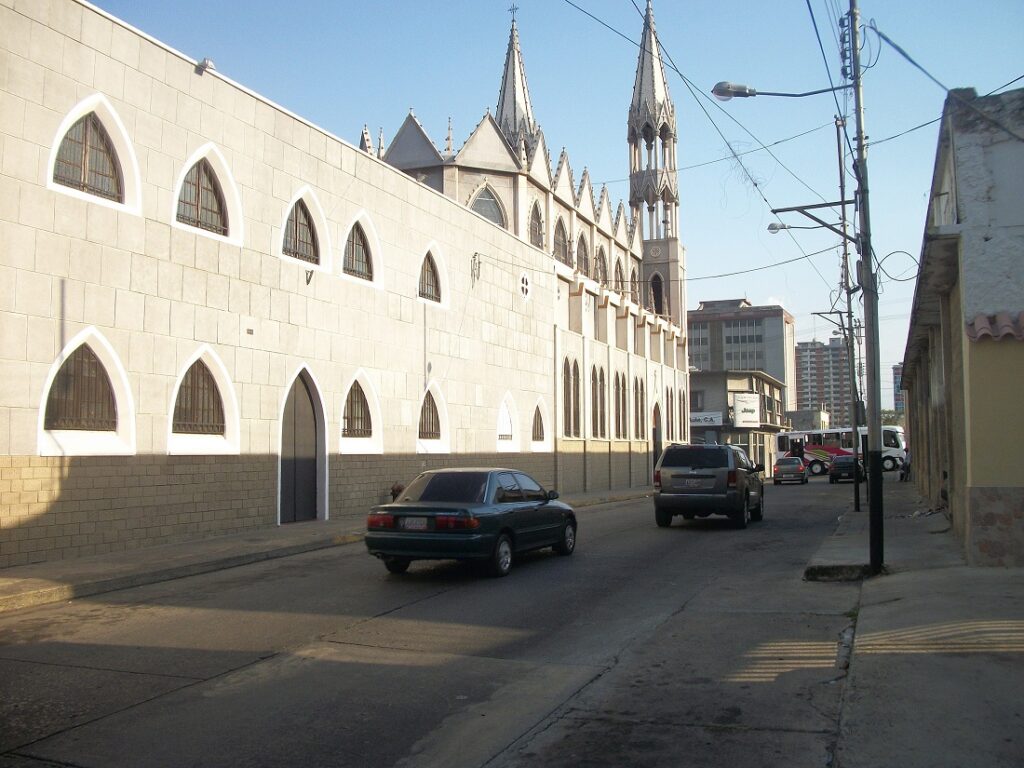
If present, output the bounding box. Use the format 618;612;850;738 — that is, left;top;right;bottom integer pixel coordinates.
508;4;519;22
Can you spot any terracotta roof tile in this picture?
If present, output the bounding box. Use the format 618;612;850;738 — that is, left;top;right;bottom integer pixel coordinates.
965;311;1024;341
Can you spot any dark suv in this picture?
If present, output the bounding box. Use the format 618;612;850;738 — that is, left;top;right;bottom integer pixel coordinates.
653;444;765;529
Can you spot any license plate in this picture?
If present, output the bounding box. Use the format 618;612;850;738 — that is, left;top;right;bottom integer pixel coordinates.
401;517;428;531
682;479;702;488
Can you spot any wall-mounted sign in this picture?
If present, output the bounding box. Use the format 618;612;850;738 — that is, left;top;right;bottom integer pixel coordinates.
690;411;723;426
733;393;761;428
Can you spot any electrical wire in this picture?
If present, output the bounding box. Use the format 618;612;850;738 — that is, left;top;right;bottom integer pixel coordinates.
805;0;855;159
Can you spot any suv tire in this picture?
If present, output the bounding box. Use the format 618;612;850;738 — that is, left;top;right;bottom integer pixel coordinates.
655;508;672;528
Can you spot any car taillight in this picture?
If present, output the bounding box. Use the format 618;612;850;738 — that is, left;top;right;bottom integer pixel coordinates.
435;515;481;530
653;469;661;488
367;513;395;529
727;470;737;488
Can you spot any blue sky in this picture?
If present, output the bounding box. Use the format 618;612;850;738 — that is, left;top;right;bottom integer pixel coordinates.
95;0;1024;408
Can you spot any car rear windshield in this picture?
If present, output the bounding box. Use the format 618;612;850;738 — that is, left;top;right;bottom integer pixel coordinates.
661;446;729;469
777;458;803;467
832;456;854;465
401;472;489;503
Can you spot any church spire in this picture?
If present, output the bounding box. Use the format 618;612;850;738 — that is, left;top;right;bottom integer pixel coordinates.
495;14;537;149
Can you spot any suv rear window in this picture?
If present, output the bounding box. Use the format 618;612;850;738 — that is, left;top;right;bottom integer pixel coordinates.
661;446;729;469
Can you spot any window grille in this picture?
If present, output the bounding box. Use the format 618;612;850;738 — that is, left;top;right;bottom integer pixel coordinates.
283;200;319;264
177;159;227;235
630;268;640;303
44;345;117;431
419;253;441;302
419;392;440;439
576;236;589;276
562;359;572;437
532;406;544;441
553;220;571;266
595;249;608;285
173;360;225;435
571;361;581;437
471;187;506;228
53;113;123;202
343;382;372;437
530;204;544;248
615;261;625;293
344;224;373;279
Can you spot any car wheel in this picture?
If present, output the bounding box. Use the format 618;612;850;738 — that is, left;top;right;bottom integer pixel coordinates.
490;533;513;577
750;491;764;522
883;456;896;471
553;521;576;555
655;508;672;528
808;460;825;476
732;496;749;529
682;512;695;520
383;557;410;574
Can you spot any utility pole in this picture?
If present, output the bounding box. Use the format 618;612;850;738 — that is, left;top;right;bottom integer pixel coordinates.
849;0;884;573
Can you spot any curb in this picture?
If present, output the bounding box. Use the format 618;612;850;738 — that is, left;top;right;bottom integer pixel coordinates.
803;562;872;582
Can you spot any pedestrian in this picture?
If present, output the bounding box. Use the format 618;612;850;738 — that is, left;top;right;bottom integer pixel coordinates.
900;450;911;482
390;482;404;501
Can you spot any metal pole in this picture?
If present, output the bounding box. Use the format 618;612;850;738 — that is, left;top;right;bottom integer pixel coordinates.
836;117;861;512
850;0;883;572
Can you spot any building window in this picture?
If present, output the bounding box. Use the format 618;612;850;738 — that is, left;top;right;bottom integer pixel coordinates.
591;367;599;438
343;382;372;437
283;200;319;265
615;261;625;293
419;392;440;439
172;360;225;435
53;113;123;202
634;379;640;439
691;390;705;412
576;236;589;276
532;406;544;442
176;158;227;235
419;253;441;302
563;359;572;437
344;224;373;280
598;368;607;438
595;248;608;285
554;219;570;266
613;374;622;439
530;204;544;249
471;186;506;228
651;274;664;314
630;267;640;303
44;345;117;431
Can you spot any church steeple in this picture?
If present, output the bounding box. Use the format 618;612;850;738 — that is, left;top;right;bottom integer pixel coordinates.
628;0;678;241
495;15;537;150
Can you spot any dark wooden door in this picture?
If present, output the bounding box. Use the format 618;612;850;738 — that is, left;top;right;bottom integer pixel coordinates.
281;374;317;523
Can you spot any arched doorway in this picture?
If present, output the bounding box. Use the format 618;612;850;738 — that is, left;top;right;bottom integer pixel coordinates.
280;372;318;523
651;403;663;480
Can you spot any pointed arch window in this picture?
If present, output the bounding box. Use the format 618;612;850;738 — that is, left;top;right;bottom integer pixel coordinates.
595;248;608;286
419;252;441;302
172;360;225;435
419;392;441;440
344;224;373;280
530;204;544;249
562;359;572;437
614;261;625;292
553;219;571;266
633;378;640;439
591;367;599;439
532;406;545;442
44;345;117;431
613;374;622;439
651;273;665;315
679;391;685;439
343;382;372;438
630;267;640;303
591;367;606;438
576;236;590;276
53;113;123;202
471;186;506;228
177;158;227;235
283;199;319;265
571;361;581;437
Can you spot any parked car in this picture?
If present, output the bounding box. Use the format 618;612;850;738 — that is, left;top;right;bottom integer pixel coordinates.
828;454;865;483
773;456;808;485
365;468;576;576
653;444;764;529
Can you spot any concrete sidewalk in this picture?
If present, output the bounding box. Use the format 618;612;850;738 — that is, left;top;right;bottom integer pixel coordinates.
0;487;652;614
806;478;1024;768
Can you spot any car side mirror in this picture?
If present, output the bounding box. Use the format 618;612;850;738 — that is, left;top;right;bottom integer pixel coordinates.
754;463;764;473
547;490;559;501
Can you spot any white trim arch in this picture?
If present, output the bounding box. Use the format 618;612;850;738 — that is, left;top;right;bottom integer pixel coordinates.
171;142;244;247
38;326;136;456
339;368;384;455
416;381;451;454
277;365;330;522
278;186;333;274
530;397;552;452
468;180;509;230
166;345;240;456
47;93;142;215
339;209;385;289
496;392;520;453
419;241;451;310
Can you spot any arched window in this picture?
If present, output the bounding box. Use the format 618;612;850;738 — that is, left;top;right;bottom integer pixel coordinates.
53;113;122;202
419;252;441;302
641;381;647;433
615;261;625;293
562;358;572;437
576;236;589;276
44;344;117;431
177;158;227;235
679;391;685;439
553;219;570;266
343;381;372;437
620;373;628;439
529;203;544;249
283;199;319;265
595;248;608;285
613;374;622;439
344;224;372;280
651;273;665;315
630;267;640;303
532;406;544;442
633;378;640;439
172;360;225;435
419;392;440;439
599;368;607;438
498;401;514;443
591;367;599;439
665;387;672;440
471;186;506;228
571;361;581;437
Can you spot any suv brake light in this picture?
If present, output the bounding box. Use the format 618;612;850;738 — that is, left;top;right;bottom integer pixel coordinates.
727;470;737;488
653;469;661;488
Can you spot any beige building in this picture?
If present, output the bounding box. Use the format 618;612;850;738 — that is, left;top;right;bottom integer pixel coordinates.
902;87;1024;566
0;1;687;566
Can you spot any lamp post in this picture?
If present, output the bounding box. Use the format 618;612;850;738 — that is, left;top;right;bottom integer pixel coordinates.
712;0;883;573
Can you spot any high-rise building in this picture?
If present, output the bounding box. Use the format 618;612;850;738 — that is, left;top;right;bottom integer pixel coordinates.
795;338;854;427
892;364;905;413
687;299;797;409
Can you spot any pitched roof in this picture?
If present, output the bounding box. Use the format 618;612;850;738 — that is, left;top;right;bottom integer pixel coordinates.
495;19;537;149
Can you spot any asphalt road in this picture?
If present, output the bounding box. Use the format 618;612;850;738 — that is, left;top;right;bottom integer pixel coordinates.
0;478;864;768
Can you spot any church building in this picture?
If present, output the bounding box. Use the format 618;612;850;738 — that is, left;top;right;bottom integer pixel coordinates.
0;0;688;567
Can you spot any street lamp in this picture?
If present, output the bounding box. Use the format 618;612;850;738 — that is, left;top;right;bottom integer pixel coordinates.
712;81;851;101
767;222;832;234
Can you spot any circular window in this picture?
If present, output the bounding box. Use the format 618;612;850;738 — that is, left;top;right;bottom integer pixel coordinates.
519;272;531;301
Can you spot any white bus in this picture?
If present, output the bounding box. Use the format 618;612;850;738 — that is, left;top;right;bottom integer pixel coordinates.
775;425;906;476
